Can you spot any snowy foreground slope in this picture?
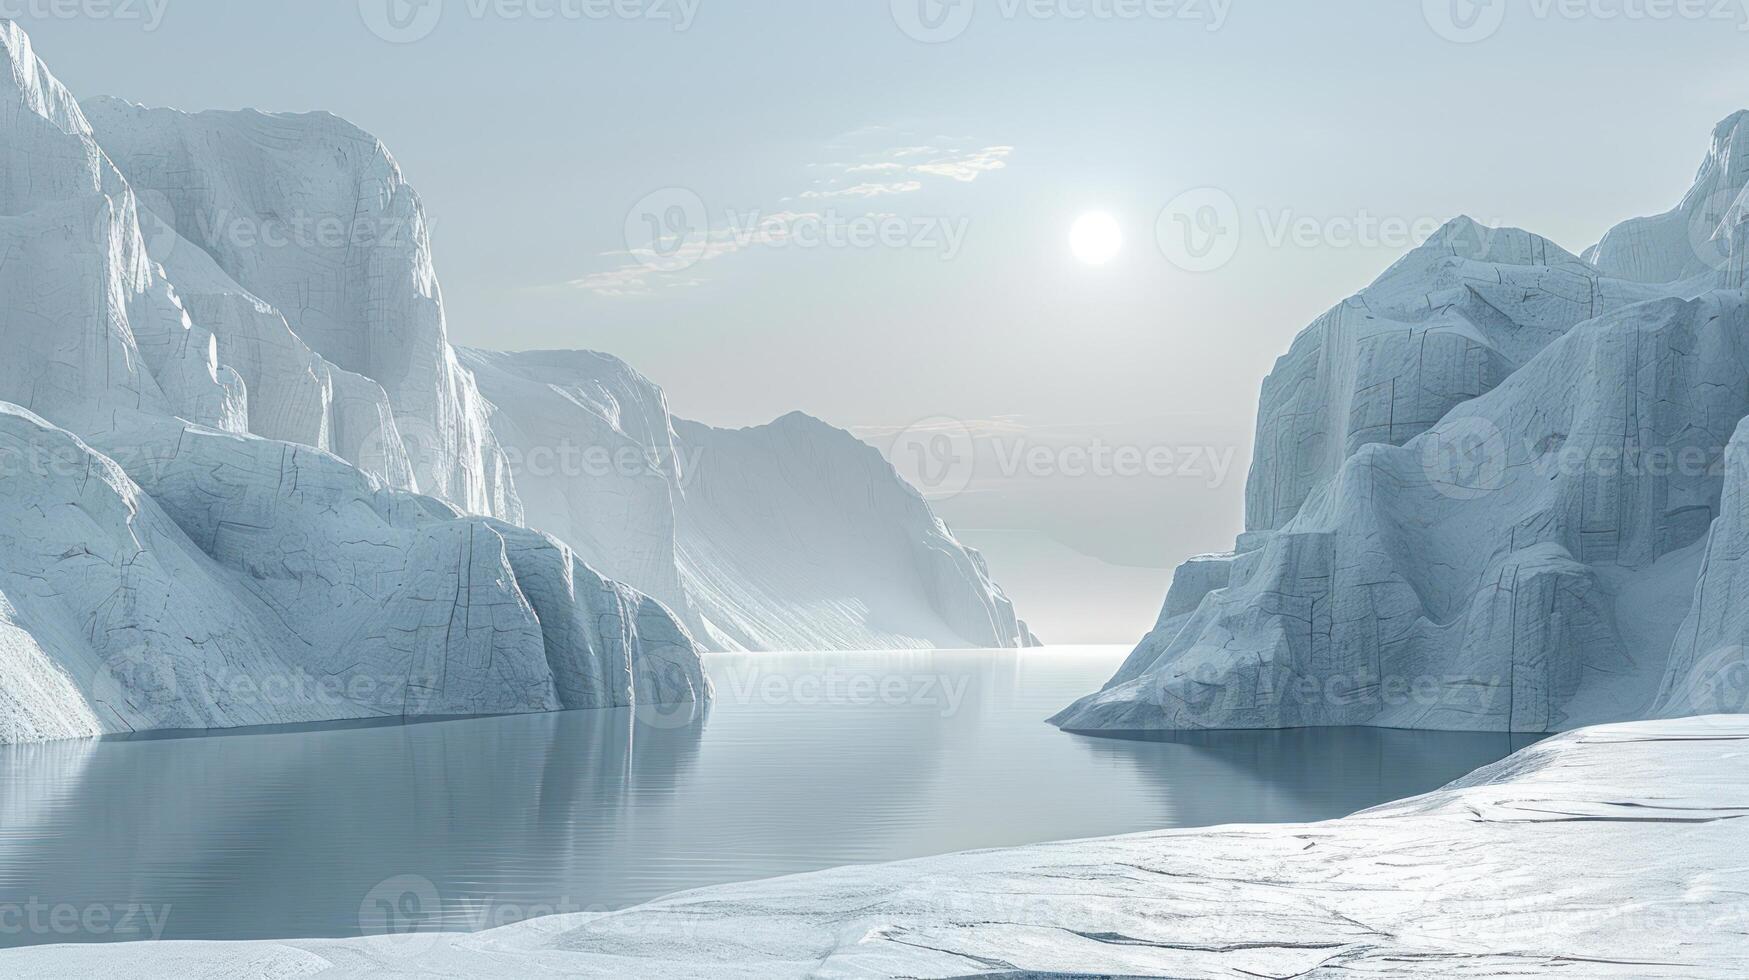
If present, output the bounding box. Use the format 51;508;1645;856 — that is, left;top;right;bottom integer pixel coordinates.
1057;112;1749;734
10;716;1746;978
464;350;1038;651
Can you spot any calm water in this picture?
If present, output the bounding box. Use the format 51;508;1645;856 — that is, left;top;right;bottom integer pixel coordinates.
0;647;1534;947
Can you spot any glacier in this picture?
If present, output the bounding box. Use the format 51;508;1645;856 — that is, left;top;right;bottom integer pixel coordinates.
0;20;707;745
463;349;1038;651
1055;111;1749;734
0;19;1032;743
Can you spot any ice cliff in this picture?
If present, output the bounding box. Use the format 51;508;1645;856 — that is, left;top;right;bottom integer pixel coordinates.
0;21;1032;742
0;21;703;744
1057;113;1749;734
462;349;1039;651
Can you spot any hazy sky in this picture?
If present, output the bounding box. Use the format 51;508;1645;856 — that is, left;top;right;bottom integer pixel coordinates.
20;2;1749;640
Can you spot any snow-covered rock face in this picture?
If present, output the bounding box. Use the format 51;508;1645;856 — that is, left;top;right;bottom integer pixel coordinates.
463;349;1039;651
1587;111;1749;285
0;21;707;745
1654;418;1749;720
82;98;520;521
1060;113;1749;735
0;24;240;440
1245;220;1666;532
0;17;1029;741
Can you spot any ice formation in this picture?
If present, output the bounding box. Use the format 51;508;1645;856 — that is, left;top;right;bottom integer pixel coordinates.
463;349;1038;651
1057;112;1749;734
0;20;1030;742
0;21;706;744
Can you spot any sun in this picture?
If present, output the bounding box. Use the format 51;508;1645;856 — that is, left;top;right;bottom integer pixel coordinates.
1070;211;1123;266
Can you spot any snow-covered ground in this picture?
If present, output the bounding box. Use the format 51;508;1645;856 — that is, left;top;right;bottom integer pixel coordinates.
7;715;1745;978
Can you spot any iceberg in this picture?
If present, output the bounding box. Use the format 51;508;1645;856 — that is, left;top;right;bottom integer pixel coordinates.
0;18;1030;742
0;20;703;744
1056;112;1749;734
462;349;1039;651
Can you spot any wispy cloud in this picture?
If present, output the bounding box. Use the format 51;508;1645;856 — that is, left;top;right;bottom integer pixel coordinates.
910;146;1013;182
802;144;1013;200
800;180;925;200
570;131;1014;297
571;211;822;295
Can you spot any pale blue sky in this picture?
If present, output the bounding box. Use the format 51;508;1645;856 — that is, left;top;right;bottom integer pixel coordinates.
20;2;1749;637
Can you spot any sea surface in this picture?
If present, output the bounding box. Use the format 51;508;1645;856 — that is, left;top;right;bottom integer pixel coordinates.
0;647;1535;946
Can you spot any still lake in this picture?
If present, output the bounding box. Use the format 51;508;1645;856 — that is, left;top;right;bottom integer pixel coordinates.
0;647;1533;946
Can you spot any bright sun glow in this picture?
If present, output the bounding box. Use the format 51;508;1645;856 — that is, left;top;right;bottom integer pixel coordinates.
1069;211;1123;266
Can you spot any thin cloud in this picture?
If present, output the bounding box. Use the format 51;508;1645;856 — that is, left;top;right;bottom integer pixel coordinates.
572;133;1012;297
571;211;824;296
911;146;1013;182
800;181;925;200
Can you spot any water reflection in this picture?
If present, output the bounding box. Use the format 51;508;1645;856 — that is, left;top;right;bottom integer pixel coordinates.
0;648;1526;946
1070;727;1541;828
